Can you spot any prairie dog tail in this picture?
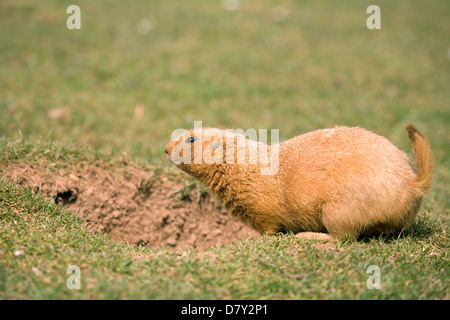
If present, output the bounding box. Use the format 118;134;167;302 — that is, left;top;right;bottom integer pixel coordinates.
405;123;434;195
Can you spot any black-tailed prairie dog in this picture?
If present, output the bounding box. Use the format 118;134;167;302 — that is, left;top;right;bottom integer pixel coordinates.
164;124;433;241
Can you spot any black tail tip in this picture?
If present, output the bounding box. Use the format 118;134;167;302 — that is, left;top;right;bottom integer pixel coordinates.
405;123;422;142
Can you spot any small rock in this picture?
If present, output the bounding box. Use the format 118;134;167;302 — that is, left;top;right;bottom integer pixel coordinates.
14;250;25;257
294;273;308;280
48;108;67;120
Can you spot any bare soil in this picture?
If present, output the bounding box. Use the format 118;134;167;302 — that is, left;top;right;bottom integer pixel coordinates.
2;162;258;250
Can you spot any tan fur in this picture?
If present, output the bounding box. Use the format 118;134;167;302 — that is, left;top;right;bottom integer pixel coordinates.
164;124;433;240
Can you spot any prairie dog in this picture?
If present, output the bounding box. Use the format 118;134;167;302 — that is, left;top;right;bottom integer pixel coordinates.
164;124;433;240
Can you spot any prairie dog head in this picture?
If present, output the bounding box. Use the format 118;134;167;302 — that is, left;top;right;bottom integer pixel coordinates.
164;127;227;179
164;127;279;178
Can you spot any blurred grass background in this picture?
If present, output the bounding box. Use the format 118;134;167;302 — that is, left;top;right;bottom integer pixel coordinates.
0;0;449;300
1;0;449;200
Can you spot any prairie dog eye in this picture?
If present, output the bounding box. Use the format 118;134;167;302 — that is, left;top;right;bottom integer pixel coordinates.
185;136;197;143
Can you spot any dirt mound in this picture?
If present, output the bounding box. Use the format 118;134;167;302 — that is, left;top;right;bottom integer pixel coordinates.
2;162;258;250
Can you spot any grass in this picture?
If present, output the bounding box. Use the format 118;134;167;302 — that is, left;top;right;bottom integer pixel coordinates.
0;0;449;299
0;175;448;299
0;139;448;300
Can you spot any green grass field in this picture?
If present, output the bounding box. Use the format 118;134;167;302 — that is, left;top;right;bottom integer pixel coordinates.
0;0;449;299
